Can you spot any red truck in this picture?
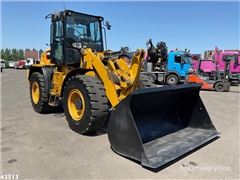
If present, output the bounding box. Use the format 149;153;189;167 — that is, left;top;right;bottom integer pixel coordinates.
15;60;26;69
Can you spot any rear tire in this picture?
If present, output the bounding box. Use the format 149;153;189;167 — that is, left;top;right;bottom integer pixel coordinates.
139;74;157;88
30;72;53;113
166;74;178;86
63;75;108;134
214;81;225;92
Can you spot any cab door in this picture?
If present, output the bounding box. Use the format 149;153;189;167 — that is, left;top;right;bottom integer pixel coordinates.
172;53;191;77
50;17;64;65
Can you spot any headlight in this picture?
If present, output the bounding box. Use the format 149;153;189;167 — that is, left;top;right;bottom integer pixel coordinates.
72;43;82;49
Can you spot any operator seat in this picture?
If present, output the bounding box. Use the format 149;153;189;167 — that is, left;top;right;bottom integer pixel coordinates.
80;36;100;52
67;27;77;41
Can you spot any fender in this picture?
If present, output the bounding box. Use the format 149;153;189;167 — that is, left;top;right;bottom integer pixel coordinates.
28;66;55;95
60;68;93;97
166;70;181;80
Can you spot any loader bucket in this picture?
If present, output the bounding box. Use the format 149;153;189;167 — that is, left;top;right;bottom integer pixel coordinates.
107;83;219;169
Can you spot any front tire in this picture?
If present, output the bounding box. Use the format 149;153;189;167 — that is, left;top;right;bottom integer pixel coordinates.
30;72;53;113
166;74;178;86
214;81;225;92
63;75;108;134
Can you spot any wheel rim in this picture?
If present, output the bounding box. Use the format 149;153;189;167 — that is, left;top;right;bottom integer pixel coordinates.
168;77;176;85
170;78;175;83
32;82;40;104
218;84;223;90
68;89;85;121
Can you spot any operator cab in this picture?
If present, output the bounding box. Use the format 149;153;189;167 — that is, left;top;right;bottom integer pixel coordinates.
47;10;110;67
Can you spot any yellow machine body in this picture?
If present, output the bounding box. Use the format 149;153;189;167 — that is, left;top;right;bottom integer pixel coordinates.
28;47;145;108
27;9;219;169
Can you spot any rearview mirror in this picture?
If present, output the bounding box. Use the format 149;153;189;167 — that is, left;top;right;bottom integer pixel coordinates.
235;55;240;65
105;21;111;30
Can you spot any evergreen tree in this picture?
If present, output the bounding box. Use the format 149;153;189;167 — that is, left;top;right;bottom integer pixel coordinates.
4;48;11;60
1;49;4;59
18;49;25;60
11;48;18;61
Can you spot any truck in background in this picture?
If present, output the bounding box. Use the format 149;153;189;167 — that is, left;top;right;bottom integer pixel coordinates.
13;61;19;69
4;60;9;68
1;59;5;72
25;58;36;69
14;58;36;69
15;60;26;69
192;56;216;77
1;59;5;68
215;46;240;82
8;61;15;68
142;39;192;86
192;47;240;82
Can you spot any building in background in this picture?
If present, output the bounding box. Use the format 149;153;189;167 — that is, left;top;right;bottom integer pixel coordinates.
25;50;38;61
191;54;202;59
204;49;238;59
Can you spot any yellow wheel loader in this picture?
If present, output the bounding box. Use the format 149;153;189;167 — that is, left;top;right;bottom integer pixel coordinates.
27;10;219;169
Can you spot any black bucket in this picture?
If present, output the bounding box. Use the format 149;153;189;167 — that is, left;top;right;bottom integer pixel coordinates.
107;83;220;168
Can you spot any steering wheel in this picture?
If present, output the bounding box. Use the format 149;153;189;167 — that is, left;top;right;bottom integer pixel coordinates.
77;34;87;38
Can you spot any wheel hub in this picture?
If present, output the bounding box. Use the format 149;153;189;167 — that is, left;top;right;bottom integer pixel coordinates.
68;89;85;121
32;82;40;104
170;78;175;82
218;85;223;89
75;98;82;110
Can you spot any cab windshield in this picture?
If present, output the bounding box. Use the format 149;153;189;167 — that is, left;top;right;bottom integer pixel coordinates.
184;56;192;64
66;12;103;51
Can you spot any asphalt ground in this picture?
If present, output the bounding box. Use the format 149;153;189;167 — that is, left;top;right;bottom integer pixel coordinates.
0;68;239;179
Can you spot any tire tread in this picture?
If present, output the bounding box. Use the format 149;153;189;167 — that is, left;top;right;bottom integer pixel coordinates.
63;75;108;134
30;72;53;113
